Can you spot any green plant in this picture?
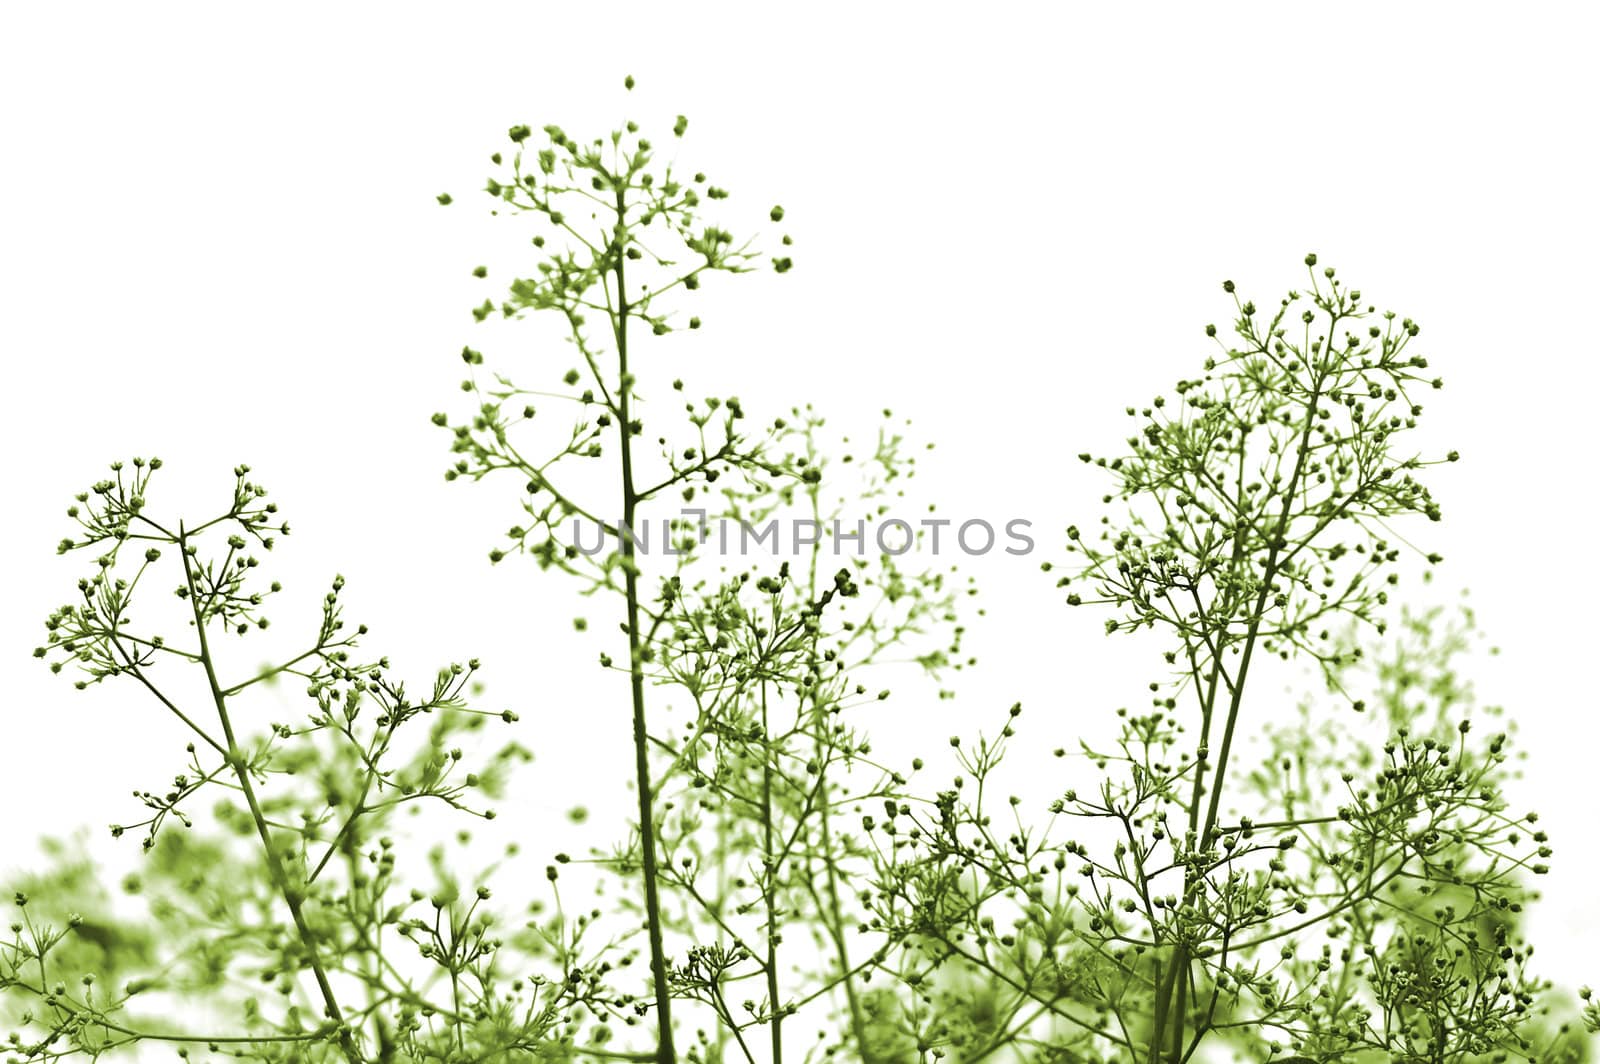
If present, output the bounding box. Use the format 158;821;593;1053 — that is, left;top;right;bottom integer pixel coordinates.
849;261;1591;1063
431;78;964;1064
5;81;1594;1064
15;460;563;1060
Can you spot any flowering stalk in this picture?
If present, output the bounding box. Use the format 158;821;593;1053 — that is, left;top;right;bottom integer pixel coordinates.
435;76;795;1063
435;81;965;1062
25;461;536;1060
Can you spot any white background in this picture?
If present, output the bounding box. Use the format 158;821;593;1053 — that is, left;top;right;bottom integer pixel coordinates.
3;0;1597;1014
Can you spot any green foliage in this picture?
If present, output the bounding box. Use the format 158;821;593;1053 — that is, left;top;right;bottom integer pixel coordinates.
4;81;1592;1064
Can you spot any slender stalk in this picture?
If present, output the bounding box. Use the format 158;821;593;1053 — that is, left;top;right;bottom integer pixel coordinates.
178;527;362;1064
1149;357;1329;1061
611;196;676;1064
759;680;784;1064
1168;957;1188;1063
802;481;872;1063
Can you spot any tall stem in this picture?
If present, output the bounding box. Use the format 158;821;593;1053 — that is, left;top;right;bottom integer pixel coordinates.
802;484;872;1063
178;528;362;1064
1149;360;1328;1062
760;681;784;1064
611;198;676;1064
